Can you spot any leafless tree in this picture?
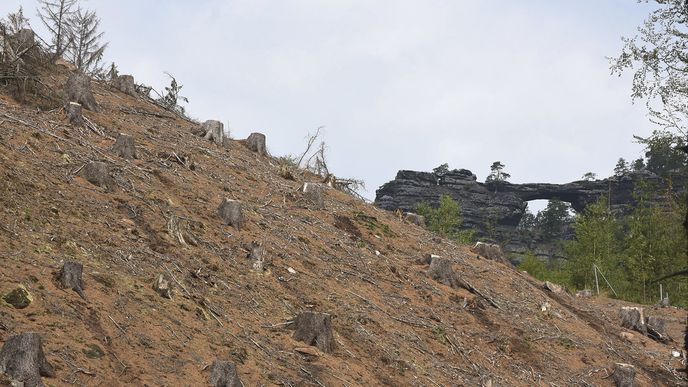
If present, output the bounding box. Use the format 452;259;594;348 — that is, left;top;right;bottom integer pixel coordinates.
37;0;77;61
65;7;107;75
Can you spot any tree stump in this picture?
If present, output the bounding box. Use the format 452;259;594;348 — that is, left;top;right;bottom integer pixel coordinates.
81;161;114;191
217;198;243;230
619;307;646;335
197;120;224;146
65;72;98;111
112;133;137;160
645;316;668;342
153;274;172;299
611;363;635;387
470;242;505;262
403;212;426;227
426;256;460;288
300;183;325;209
248;242;267;272
0;332;54;387
245;133;266;155
543;281;563;294
113;74;136;96
209;360;241;387
55;261;85;299
293;311;335;353
2;285;32;309
65;102;83;126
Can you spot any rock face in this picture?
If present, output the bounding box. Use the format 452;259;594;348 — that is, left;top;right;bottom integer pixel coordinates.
375;168;684;259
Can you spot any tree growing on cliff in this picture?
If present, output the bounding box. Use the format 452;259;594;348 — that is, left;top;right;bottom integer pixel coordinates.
613;158;630;177
582;172;597;181
486;161;510;182
634;130;687;176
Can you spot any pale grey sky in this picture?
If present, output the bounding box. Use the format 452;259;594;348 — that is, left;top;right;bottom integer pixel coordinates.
2;1;658;203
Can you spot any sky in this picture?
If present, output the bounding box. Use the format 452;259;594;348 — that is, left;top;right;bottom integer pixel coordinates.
1;1;659;205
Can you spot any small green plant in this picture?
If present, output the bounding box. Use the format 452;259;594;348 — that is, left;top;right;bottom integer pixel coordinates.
416;194;475;244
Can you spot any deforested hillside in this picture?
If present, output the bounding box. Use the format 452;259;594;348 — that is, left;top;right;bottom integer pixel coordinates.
0;62;685;386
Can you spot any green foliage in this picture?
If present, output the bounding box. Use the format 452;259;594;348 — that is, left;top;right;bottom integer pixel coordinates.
432;163;449;176
634;130;687;176
416;194;474;243
582;172;596;181
613;157;629;177
535;200;572;242
486;161;510;183
157;73;188;115
518;253;569;285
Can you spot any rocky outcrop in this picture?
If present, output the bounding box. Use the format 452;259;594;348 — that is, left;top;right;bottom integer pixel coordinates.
375;168;684;259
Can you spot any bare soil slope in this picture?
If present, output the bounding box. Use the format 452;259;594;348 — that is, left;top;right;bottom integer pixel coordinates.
0;67;685;386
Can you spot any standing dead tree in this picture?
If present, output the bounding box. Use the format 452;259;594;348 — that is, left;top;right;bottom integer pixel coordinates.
37;0;77;61
64;7;107;76
0;7;44;101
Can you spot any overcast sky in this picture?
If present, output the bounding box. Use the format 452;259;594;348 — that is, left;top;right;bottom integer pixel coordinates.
2;1;658;204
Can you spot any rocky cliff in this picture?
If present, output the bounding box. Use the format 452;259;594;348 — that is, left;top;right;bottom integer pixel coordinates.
375;168;685;258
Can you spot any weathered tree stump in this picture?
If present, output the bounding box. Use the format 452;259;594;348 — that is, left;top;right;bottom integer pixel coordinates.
575;289;593;298
619;307;646;335
81;161;114;190
248;242;267;272
112;133;137;160
153;274;172;299
293;311;335;353
611;363;635;387
245;133;266;155
543;281;563;294
217;198;243;230
426;256;460;288
55;261;85;299
300;182;325;209
65;102;83;126
645;316;668;342
65;72;98;111
2;285;32;309
113;74;136;96
209;360;241;387
0;332;54;387
470;242;505;262
196;120;224;146
403;212;426;227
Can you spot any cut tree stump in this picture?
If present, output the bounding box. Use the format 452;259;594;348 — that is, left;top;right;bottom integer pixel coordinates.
293;311;335;353
248;242;267;272
645;316;668;342
153;274;172;299
470;242;506;262
113;74;136;96
81;161;114;191
65;72;98;111
55;261;85;299
611;363;635;387
218;198;243;230
426;256;460;288
197;120;224;146
209;360;241;387
245;133;266;155
65;102;83;126
2;285;32;309
543;281;563;294
300;182;325;209
0;332;54;387
403;212;426;227
619;307;646;335
112;133;137;160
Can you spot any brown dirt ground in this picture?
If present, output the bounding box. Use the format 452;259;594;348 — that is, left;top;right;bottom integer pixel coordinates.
0;66;686;386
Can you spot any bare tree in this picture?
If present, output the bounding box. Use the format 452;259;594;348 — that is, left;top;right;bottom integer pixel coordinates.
65;7;107;75
37;0;77;61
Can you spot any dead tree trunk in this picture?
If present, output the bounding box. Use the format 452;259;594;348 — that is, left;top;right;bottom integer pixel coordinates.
248;242;267;272
217;198;243;230
65;72;98;111
209;360;241;387
112;133;137;160
55;261;85;299
65;102;83;126
81;161;114;191
153;274;172;299
611;363;635;387
113;75;136;96
196;120;224;146
245;133;267;155
0;332;54;387
292;311;335;353
645;316;668;342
